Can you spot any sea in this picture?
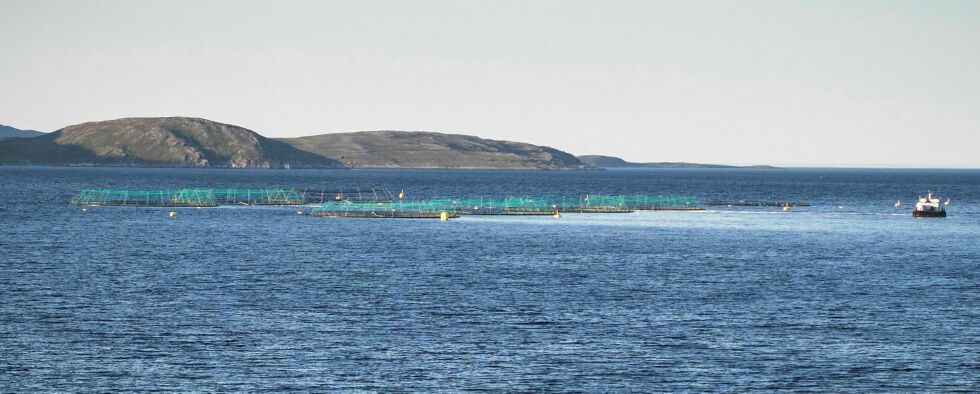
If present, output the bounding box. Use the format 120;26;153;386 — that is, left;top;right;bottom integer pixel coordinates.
1;166;977;391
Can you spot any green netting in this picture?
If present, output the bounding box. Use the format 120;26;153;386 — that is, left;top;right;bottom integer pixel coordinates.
71;188;311;206
71;189;702;214
420;195;701;214
211;189;305;205
396;196;632;215
617;195;702;210
573;195;631;213
311;201;454;219
424;197;558;215
71;189;218;207
300;188;395;203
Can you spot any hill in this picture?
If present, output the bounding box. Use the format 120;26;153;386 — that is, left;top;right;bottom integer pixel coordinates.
280;131;589;169
578;155;774;169
0;117;345;168
0;124;44;141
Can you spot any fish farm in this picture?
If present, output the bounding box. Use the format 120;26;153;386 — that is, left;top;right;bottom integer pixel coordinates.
311;195;702;218
71;189;705;219
71;188;394;207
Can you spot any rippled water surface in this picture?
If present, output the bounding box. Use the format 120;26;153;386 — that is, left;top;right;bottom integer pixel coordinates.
1;167;978;391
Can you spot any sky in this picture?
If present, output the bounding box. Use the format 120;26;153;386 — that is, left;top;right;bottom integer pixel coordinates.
1;0;977;168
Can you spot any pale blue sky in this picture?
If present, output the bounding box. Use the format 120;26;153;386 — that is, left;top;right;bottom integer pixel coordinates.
1;0;977;167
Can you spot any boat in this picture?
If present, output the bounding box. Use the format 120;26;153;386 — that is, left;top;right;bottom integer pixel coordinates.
913;191;946;218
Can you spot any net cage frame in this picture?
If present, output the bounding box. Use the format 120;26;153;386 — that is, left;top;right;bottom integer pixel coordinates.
210;189;305;205
71;188;311;207
299;188;395;204
70;189;219;207
311;200;456;219
431;196;632;214
71;189;703;214
338;194;704;216
424;197;559;215
617;194;703;211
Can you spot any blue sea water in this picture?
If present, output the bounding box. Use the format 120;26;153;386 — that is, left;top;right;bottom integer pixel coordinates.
0;166;978;391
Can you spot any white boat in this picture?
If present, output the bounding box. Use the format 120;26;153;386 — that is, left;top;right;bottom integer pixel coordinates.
913;191;946;218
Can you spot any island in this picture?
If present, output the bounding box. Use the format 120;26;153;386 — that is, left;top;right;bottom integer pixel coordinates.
577;155;775;169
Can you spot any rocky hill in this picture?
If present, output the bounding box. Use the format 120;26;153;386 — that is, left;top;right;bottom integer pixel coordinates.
280;131;589;169
0;117;345;168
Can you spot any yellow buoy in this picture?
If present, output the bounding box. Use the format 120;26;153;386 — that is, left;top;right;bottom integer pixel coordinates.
554;210;561;218
838;205;844;209
297;211;303;215
894;200;901;207
440;211;449;221
398;190;405;199
473;206;479;211
81;208;87;211
169;211;177;217
945;198;950;206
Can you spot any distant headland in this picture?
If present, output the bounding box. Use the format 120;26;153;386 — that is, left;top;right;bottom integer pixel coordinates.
577;155;776;169
0;117;768;170
0;124;44;141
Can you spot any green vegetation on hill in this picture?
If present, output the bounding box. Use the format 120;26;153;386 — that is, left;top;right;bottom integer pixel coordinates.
0;117;345;168
279;130;589;169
